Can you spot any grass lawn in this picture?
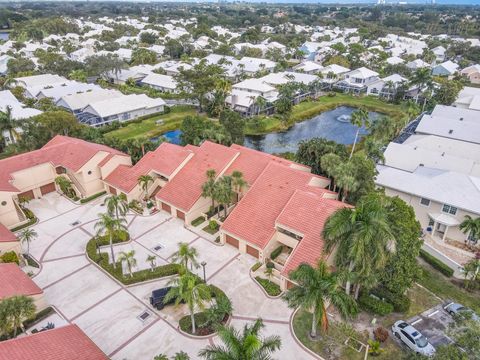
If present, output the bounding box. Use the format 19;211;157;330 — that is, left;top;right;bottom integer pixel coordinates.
245;93;408;135
104;105;199;141
417;259;480;313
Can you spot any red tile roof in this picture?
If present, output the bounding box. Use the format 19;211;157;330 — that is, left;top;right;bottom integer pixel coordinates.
0;223;17;243
277;190;348;276
104;142;192;193
0;263;43;299
0;136;126;192
156;141;238;211
0;324;108;360
221;162;330;250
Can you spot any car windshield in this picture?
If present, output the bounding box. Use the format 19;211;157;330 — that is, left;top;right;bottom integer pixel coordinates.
416;336;428;348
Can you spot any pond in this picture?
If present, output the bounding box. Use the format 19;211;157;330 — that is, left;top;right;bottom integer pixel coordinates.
152;106;381;154
243;106;380;154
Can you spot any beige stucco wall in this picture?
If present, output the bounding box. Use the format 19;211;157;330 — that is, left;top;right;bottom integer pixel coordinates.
0;191;22;228
0;240;21;254
11;163;56;196
32;293;48;312
384;188;475;242
99;155;132;179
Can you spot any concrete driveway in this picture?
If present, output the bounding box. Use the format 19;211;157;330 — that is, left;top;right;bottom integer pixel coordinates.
26;194;316;359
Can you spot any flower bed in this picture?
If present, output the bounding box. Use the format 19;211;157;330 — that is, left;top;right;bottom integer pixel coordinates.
255;276;282;296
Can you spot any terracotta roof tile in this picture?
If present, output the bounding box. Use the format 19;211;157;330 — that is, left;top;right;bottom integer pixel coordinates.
0;263;42;299
0;135;126;192
104;143;192;193
0;223;17;243
156;141;239;211
0;324;108;360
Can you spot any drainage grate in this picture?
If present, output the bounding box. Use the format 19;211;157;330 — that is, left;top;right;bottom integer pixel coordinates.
153;244;163;251
137;310;152;322
70;221;81;226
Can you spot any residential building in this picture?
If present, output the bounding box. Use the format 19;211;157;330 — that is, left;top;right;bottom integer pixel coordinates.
140;73;178;93
454;86;480;111
366;74;407;99
461;64;480;85
0;223;19;254
56;89;124;114
335;67;380;94
319;64;350;85
14;74;67;98
35;81;100;102
78;94;166;126
432;45;447;63
0;324;108;360
406;59;430;71
432;60;459;77
0;263;47;311
0;54;12;75
293;61;324;74
0;136;130;229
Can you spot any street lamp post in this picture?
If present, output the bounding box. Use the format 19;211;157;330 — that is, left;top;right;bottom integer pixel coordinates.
201;261;207;283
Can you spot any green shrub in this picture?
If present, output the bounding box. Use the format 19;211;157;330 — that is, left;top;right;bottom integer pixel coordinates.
419;249;454;277
80;191;106;204
179;312;209;334
371;287;411;313
358;293;394;316
209;220;218;231
23;208;35;220
266;261;275;269
191;216;205;227
11;217;37;232
270;246;283;260
0;251;19;264
251;262;262;272
255;276;281;296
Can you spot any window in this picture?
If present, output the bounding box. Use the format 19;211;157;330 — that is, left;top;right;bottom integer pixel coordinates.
442;204;457;215
371;88;379;94
420;198;430;207
1;201;6;206
428;218;435;226
401;330;415;344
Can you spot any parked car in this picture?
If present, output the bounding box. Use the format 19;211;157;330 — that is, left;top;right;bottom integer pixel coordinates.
392;320;436;357
444;302;480;321
149;287;175;310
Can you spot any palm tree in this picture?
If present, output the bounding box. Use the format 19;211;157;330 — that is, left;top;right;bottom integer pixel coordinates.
118;250;137;278
201;169;217;215
459;215;480;244
322;195;394;298
55;176;75;198
5;296;36;338
171;242;199;270
147;254;157;271
0;106;17;147
95;213;127;269
231;171;247;201
320;153;342;192
164;272;211;334
104;193;129;221
335;165;359;203
284;260;357;337
409;68;433;110
214;176;234;219
137;175;154;203
199;318;281;360
19;228;37;257
349;108;370;159
254;96;267;115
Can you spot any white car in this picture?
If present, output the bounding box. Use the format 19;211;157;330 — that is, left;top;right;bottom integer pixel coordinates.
444;303;480;322
392;320;436;357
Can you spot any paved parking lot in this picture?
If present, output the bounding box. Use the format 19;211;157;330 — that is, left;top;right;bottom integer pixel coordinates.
27;194;316;359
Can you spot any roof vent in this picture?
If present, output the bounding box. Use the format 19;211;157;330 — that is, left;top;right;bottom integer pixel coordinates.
448;129;453;134
441;152;445;157
419;163;424;167
459;117;463;121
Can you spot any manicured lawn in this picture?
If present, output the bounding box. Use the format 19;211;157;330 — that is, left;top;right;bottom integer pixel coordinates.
104;105;199;141
245;94;408;135
417;260;480;312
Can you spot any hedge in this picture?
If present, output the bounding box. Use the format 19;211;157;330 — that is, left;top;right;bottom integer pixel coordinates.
270;246;283;261
80;191;106;204
251;262;262;272
358;293;394;316
0;251;19;264
419;249;454;277
11;208;37;232
255;277;282;296
371;287;411;313
191;216;205;227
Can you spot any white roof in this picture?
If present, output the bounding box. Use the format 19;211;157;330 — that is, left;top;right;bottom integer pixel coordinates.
346;67;379;79
376;165;480;214
386;56;405;65
233;78;276;94
294;61;324;73
84;94;166;118
36;81;100;102
321;64;350;75
140;73;177;90
56;89;123;111
0;90;42;120
454;86;480;111
15;74;66;88
261;72;318;86
383;74;407;83
434;60;459;74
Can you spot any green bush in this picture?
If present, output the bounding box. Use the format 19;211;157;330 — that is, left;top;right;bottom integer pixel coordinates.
11;217;37;232
358;293;394;316
255;276;281;296
251;262;262;272
80;191;106;204
419;249;454;277
266;261;275;269
179;312;209;334
191;216;205;227
23;208;35;220
270;246;283;260
371;287;411;313
0;251;19;264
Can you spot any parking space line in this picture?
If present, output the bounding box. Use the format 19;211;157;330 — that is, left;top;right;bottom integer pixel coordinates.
127;215;137;228
69;288;123;322
42;254;85;263
206;253;240;281
42;263;91;290
232;315;290;325
132;217;171;241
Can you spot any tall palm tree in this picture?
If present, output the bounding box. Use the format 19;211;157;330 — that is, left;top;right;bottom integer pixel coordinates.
198;318;281;360
254;96;267;115
335;165;359;203
104;193;129;221
171;242;199;270
118;250;137;278
349;108;370;159
284;260;357;337
137;175;154;203
147;254;157;272
231;171;247;201
164;272;211;334
95;213;127;269
201;169;217;214
409;68;433;111
320;153;342;192
459;215;480;244
214;176;234;218
19;228;37;257
322;195;394;298
0;106;17;147
5;295;36;338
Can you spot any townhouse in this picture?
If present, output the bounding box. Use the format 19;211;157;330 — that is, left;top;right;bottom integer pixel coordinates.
432;60;459;77
461;64;480;84
454;86;480;111
366;74;408;100
335;67;380;94
0;136;130;229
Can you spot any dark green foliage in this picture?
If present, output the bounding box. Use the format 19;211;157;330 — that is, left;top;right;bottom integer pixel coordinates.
371;287;411;313
0;251;19;264
358;293;394;315
80;191;106;204
255;277;282;296
295;138;348;176
191;217;205;227
270;246;283;261
419;249;454;277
